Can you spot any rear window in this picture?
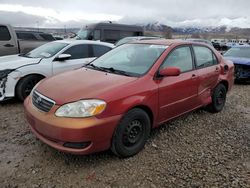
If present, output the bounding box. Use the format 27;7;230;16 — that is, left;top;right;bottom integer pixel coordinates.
16;32;37;40
0;26;11;41
224;47;250;59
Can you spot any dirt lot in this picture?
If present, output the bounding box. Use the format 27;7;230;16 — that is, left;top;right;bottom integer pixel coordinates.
0;84;249;188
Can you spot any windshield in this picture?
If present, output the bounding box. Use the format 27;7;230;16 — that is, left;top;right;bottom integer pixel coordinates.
76;29;91;39
90;44;167;76
224;47;250;58
24;42;68;58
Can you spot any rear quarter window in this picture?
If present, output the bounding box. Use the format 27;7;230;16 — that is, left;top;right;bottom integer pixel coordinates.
0;26;11;41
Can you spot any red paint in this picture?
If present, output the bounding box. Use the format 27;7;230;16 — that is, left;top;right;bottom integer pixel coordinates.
24;40;234;155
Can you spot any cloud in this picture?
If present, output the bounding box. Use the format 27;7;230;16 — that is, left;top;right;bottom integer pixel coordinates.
0;11;47;27
0;0;250;28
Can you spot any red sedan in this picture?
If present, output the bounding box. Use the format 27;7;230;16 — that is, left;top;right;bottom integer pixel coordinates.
24;40;234;157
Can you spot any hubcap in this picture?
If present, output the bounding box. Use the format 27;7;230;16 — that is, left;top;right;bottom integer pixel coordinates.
216;90;226;105
122;120;143;147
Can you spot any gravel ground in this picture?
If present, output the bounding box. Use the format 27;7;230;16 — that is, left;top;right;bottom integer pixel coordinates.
0;84;249;188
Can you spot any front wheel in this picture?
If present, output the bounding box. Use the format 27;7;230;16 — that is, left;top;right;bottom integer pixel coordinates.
111;108;151;158
205;84;227;113
16;75;44;101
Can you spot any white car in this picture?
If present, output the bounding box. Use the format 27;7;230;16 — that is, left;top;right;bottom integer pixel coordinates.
0;40;114;101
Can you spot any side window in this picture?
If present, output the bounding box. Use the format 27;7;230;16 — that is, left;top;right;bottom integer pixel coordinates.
0;26;11;41
161;46;193;72
92;45;111;57
120;31;133;38
63;44;89;60
16;33;37;40
193;46;217;68
93;30;101;40
39;34;55;41
104;30;120;43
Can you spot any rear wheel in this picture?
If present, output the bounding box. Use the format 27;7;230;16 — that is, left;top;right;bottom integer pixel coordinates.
206;84;227;113
111;108;151;158
16;75;44;101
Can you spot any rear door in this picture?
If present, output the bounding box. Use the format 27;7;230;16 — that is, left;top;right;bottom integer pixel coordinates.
158;45;200;123
192;45;220;104
0;25;18;56
52;44;95;74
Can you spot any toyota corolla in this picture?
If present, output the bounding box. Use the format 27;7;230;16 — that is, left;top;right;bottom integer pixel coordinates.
24;40;234;157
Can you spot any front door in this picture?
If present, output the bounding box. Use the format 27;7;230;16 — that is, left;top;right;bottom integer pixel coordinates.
158;46;200;123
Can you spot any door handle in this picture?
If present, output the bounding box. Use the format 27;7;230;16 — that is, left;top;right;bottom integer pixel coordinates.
4;44;14;47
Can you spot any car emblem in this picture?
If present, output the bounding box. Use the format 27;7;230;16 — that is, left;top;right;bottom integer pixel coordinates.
35;96;42;104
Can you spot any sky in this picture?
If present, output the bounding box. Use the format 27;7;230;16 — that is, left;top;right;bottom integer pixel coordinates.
0;0;249;28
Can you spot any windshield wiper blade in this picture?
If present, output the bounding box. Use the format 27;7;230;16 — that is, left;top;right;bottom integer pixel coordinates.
85;64;132;76
99;67;132;76
85;64;107;72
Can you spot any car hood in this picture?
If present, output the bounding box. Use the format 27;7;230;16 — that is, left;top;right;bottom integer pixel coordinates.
224;57;250;66
0;55;41;70
36;68;138;105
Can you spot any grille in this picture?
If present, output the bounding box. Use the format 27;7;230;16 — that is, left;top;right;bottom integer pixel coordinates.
32;91;55;112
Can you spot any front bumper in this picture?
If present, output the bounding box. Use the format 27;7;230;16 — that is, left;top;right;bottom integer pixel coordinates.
234;64;250;79
24;96;122;155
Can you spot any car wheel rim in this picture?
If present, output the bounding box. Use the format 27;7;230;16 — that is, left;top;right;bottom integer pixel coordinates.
122;120;143;147
216;90;226;106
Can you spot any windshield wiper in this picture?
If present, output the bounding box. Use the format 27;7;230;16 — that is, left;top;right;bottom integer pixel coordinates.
85;63;107;72
99;67;132;77
85;64;132;76
18;53;30;58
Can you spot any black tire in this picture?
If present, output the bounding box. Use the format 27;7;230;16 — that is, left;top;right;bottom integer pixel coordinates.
111;108;151;158
16;75;44;101
206;84;227;113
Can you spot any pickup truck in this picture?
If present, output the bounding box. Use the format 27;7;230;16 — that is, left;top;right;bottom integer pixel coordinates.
0;24;55;56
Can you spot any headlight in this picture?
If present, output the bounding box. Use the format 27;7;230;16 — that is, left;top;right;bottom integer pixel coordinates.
55;99;106;118
0;69;14;79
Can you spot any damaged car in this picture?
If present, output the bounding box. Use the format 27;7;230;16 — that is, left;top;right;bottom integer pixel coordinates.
0;40;114;101
25;40;234;157
224;46;250;82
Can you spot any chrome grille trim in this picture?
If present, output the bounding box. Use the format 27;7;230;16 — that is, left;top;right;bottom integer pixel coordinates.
32;90;55;112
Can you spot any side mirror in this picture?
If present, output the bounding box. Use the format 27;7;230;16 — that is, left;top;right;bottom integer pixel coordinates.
55;54;71;61
159;67;181;77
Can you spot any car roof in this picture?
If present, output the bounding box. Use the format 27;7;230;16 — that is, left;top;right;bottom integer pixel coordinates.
133;39;207;46
122;36;160;39
54;39;115;47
